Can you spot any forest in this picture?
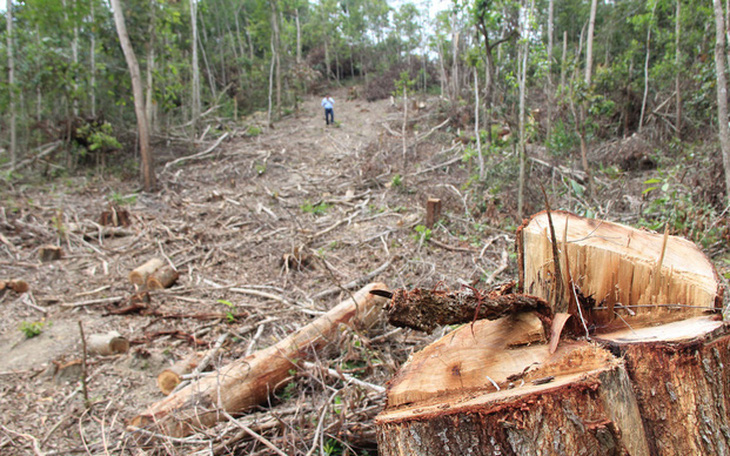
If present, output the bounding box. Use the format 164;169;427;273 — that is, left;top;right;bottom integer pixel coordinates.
2;0;730;455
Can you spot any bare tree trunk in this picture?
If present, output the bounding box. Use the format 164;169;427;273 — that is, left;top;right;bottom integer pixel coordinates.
90;0;96;117
271;1;281;118
639;1;657;132
560;31;567;90
7;0;16;169
190;0;200;132
145;5;156;134
517;0;535;220
267;33;275;127
675;0;682;137
110;0;156;191
547;0;554;140
474;71;484;179
585;0;597;85
295;8;302;64
714;0;730;203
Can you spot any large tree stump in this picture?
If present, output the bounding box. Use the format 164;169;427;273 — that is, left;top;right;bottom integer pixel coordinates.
376;211;726;456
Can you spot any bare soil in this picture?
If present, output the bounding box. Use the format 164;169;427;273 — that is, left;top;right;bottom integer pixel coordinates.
0;88;727;455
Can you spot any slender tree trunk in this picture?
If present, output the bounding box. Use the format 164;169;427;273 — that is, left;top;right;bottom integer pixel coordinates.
190;0;200;132
560;31;567;90
518;0;535;220
7;0;16;169
72;0;79;116
271;1;281;118
110;0;155;191
325;38;331;81
267;33;275;127
145;4;156;134
90;0;96;117
675;0;682;137
474;71;484;179
585;0;598;85
639;1;657;132
547;0;554;140
713;0;730;203
295;8;302;64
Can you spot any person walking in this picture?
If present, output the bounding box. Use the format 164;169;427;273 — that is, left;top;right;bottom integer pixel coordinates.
321;95;335;125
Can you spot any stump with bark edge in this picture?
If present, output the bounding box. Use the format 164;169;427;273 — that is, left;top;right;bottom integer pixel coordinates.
376;211;726;456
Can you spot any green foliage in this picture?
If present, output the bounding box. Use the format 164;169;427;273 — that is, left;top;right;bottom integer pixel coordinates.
323;438;343;456
217;299;238;323
390;174;403;187
108;192;137;206
19;320;46;339
246;126;263;137
75;122;122;153
413;224;432;242
638;173;722;248
301;201;332;216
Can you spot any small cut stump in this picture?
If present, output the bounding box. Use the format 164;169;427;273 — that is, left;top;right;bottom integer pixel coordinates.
376;211;727;456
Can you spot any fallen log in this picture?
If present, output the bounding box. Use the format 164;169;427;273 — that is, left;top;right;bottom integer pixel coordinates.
382;281;550;333
130;282;389;437
146;265;179;290
157;351;206;395
376;211;726;455
129;258;165;286
88;331;129;356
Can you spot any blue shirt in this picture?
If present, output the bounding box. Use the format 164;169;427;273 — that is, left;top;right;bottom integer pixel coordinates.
321;97;334;109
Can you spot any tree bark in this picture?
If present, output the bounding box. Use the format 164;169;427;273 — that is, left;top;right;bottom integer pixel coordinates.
130;283;389;437
675;0;682;137
384;281;549;333
7;0;16;169
714;0;730;203
190;0;200;132
157;351;206;395
110;0;156;191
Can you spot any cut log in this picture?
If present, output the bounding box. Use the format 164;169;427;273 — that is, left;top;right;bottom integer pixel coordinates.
88;331;130;356
39;245;62;262
128;258;165;286
383;281;550;333
376;211;727;455
6;279;29;293
146;265;179;290
157;351;206;395
130;282;389;437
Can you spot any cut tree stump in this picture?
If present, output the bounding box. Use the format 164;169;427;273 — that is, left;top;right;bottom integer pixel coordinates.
39;245;63;262
130;282;389;437
376;211;726;456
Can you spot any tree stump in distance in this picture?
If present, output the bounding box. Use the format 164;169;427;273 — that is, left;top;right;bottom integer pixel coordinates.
425;198;441;229
39;245;62;262
376;211;726;455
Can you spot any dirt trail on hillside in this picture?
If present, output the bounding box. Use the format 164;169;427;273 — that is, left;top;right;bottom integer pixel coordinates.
0;87;516;454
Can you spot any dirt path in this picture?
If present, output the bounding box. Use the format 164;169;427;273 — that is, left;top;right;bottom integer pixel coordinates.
0;88;510;455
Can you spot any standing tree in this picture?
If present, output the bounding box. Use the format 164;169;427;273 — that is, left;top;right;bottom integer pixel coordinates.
713;0;730;202
110;0;156;191
7;0;17;169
